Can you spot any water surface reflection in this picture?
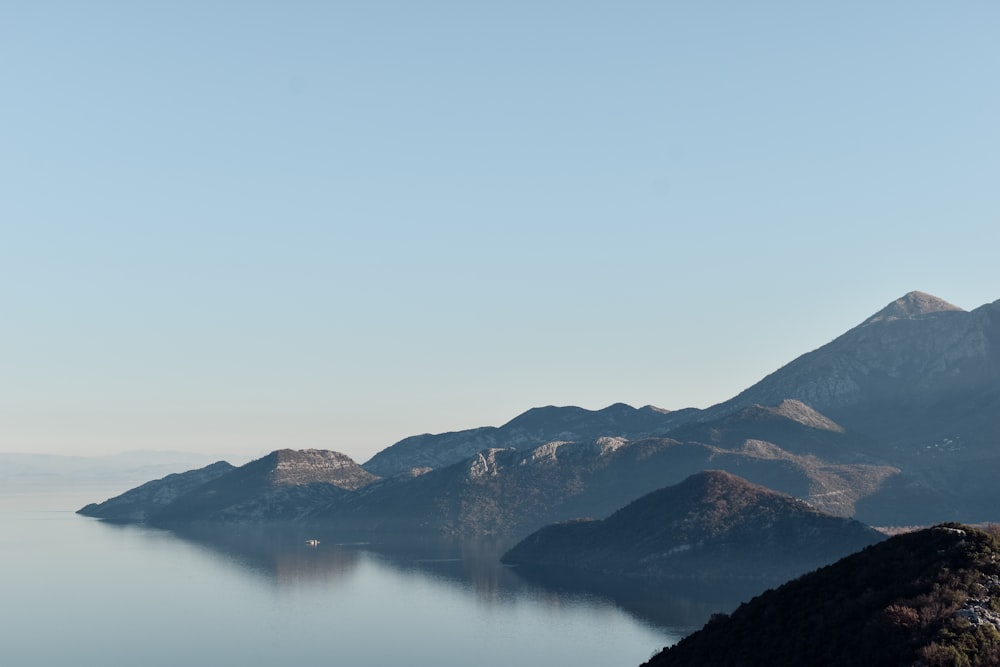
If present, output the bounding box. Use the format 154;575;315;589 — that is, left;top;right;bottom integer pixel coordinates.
158;524;757;634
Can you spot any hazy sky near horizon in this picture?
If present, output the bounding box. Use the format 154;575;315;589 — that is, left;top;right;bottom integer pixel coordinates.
3;2;998;463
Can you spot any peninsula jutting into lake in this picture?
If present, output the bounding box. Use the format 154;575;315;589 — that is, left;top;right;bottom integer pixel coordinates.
83;292;1000;539
76;292;1000;665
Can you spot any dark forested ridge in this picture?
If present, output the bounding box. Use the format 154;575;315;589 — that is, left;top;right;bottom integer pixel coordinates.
501;470;882;581
642;524;1000;667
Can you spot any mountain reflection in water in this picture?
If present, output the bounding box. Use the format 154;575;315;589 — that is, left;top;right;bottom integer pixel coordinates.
6;497;679;667
155;524;756;633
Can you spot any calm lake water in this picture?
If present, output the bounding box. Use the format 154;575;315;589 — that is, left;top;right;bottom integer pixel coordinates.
0;487;747;667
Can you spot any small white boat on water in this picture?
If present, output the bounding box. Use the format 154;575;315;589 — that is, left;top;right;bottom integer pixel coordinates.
305;539;320;547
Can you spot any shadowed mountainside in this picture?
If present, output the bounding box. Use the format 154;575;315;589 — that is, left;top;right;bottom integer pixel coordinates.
152;449;378;523
78;397;896;538
704;292;1000;458
77;461;236;522
80;450;378;524
643;524;1000;667
308;418;895;539
501;470;883;580
78;401;898;537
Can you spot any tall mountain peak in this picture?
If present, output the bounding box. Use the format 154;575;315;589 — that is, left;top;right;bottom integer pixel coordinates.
862;291;964;326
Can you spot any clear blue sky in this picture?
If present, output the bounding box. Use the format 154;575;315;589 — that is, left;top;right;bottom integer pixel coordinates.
3;2;998;463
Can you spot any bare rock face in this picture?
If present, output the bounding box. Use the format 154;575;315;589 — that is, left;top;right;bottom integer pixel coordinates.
269;449;377;490
467;448;513;479
861;290;964;325
361;403;696;478
768;399;845;432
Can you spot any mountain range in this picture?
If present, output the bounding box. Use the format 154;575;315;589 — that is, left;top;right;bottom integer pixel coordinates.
71;291;1000;666
79;291;1000;537
362;403;696;478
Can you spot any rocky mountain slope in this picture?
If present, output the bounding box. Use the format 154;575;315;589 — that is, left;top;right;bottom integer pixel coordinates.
78;397;896;538
665;399;865;461
354;291;999;528
77;461;235;522
78;400;897;537
153;449;378;523
309;411;896;538
361;403;695;478
642;524;1000;667
705;291;1000;456
80;449;378;524
688;291;1000;525
501;470;882;580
